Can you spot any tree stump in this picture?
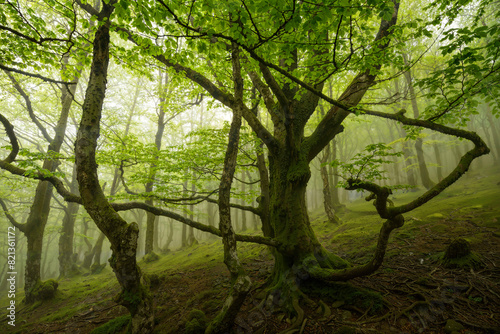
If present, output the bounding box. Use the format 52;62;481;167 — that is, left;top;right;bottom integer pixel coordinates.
444;238;471;259
441;238;484;270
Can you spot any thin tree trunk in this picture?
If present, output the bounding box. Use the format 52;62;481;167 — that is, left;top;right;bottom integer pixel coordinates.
145;72;166;255
320;144;340;224
485;105;500;159
206;43;251;333
187;177;198;246
3;53;79;302
58;163;80;277
402;53;435;189
74;6;153;332
433;142;444;181
240;171;248;231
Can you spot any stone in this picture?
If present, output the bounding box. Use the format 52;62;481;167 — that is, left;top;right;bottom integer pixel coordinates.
341;310;352;320
331;300;345;308
444;319;464;333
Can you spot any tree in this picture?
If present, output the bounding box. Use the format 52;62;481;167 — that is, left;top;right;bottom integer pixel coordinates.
0;0;498;332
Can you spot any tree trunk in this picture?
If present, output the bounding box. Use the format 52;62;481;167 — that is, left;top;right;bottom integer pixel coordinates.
58;164;80;278
164;219;174;251
398;126;418;188
145;72;167;255
240;172;248;231
187;178;198;246
433;142;444;181
74;6;153;332
320;145;340;224
267;151;349;306
402;53;435;189
23;181;53;303
485;105;500;160
4;52;79;302
206;43;251;333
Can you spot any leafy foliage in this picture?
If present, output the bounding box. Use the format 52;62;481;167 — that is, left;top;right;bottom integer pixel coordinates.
329;143;404;188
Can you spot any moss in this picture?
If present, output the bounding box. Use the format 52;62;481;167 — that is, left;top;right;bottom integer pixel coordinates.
440;238;484;270
31;279;58;301
40;304;89;322
91;263;107;274
143;252;160;263
302;281;383;314
145;273;161;288
201;299;221;313
186;289;219;307
27;300;42;311
90;315;131;334
441;251;484;270
184;309;207;334
427;213;445;219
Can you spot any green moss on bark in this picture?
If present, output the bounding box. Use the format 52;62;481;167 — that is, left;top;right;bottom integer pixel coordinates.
29;279;58;301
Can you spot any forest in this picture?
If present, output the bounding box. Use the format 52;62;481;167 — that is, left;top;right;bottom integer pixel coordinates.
0;0;499;333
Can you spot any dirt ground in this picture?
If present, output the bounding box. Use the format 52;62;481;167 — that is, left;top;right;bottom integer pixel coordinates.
6;209;500;334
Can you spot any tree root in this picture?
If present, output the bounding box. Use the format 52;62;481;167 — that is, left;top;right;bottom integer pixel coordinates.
318;299;331;320
278;297;304;334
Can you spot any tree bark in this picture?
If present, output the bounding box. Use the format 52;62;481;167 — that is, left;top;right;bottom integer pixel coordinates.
206;42;251;334
320;144;340;224
145;72;166;255
485;105;500;160
58;163;80;277
4;52;79;302
74;4;154;332
402;53;435;189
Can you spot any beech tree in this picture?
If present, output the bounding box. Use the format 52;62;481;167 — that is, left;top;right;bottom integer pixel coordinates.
1;0;499;332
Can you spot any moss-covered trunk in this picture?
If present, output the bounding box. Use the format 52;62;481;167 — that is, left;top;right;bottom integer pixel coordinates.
59;164;79;278
74;5;153;332
24;185;50;303
266;151;348;308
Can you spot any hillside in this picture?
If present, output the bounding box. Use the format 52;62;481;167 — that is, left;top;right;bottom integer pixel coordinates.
2;166;500;334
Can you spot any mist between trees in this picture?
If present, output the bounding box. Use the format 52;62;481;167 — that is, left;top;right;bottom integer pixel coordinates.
0;0;499;333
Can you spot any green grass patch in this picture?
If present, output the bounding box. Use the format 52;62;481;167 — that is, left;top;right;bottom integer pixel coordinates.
90;315;131;334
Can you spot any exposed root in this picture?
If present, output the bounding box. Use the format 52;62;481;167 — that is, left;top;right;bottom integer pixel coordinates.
277;297;304;334
318;300;331;320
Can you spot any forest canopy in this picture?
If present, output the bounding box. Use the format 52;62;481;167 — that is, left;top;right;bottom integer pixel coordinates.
0;0;499;332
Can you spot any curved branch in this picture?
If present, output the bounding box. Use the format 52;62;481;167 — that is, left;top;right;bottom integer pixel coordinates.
0;113;19;163
110;201;278;247
1;110;81;204
0;63;76;85
4;71;53;143
304;2;400;161
0;198;26;232
0;159;83;204
0;24;69;45
307;215;404;281
361;109;489;216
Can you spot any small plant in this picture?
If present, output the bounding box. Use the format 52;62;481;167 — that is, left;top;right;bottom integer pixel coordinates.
185;309;207;334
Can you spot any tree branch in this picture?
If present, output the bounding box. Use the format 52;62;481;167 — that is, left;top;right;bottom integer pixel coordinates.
111;201;278;247
4;70;53;143
0;198;26;232
0;63;76;85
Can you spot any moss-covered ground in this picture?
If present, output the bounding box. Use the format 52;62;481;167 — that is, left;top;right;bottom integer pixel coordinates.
2;166;499;333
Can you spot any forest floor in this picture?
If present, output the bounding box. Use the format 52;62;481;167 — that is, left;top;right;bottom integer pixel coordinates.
2;166;500;334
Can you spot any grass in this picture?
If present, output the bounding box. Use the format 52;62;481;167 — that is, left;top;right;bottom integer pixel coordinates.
309;165;500;262
2;166;499;333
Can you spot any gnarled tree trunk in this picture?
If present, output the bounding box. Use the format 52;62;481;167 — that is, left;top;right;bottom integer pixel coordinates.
74;4;153;332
